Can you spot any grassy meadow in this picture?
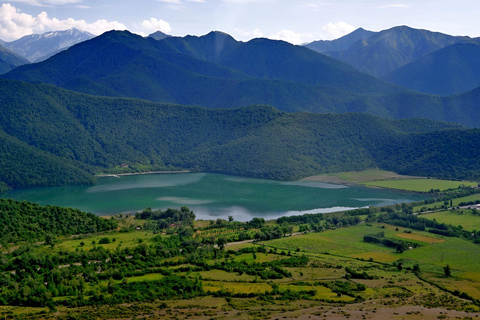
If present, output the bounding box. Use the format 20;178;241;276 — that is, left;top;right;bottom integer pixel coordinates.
362;178;477;192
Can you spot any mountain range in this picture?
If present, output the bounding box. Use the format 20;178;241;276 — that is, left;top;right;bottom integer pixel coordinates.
1;26;480;190
3;29;480;127
305;26;480;96
4;28;94;63
309;26;473;77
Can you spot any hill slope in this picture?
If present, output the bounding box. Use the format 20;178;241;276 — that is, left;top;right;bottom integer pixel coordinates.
0;79;479;190
325;26;472;77
382;42;480;95
0;45;29;74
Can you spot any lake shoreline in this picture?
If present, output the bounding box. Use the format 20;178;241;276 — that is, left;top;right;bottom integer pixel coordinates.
95;170;190;178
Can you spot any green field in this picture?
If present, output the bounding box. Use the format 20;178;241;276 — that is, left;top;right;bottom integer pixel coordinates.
413;193;480;212
262;224;440;261
302;169;419;184
52;230;158;252
421;211;480;230
362;178;477;192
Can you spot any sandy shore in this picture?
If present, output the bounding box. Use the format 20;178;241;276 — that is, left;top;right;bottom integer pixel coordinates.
95;170;190;177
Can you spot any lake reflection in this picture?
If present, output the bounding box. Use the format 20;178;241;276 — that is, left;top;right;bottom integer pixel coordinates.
2;173;426;221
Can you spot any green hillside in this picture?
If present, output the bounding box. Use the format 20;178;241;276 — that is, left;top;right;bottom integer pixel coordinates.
0;44;29;74
0;79;478;190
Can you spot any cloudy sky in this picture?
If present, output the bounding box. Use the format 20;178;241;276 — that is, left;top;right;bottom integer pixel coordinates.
1;0;479;43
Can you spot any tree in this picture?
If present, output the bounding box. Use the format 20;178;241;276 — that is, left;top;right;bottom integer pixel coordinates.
45;234;55;248
228;215;234;222
216;237;227;250
444;265;451;277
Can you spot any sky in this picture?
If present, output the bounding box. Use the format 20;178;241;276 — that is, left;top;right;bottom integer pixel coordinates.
1;0;480;43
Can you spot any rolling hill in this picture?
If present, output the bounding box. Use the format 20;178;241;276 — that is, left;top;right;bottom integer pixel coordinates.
0;79;479;190
382;42;480;95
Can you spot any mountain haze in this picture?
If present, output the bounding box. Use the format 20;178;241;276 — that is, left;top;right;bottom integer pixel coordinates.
5;28;94;62
305;28;376;53
382;42;480;95
0;45;29;74
148;30;171;40
325;26;473;77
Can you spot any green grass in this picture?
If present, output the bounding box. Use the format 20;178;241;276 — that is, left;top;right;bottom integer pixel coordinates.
52;230;158;252
362;179;477;192
263;225;399;257
402;237;480;273
330;169;419;183
421;211;480;231
413;193;480;212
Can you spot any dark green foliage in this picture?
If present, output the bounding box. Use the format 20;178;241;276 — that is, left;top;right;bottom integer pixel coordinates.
0;79;479;189
0;198;117;244
135;206;195;226
363;232;421;250
444;265;451;277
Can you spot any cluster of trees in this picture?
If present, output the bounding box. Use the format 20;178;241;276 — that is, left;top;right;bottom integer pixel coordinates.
363;231;421;252
377;212;480;244
135;206;195;227
0;199;116;245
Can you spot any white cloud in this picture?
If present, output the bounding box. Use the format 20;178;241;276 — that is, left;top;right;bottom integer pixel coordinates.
157;0;181;3
7;0;82;6
321;21;355;39
268;29;314;45
376;4;408;9
0;3;126;41
140;18;172;34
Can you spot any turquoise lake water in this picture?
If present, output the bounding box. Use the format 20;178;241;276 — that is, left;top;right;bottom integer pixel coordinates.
1;173;426;221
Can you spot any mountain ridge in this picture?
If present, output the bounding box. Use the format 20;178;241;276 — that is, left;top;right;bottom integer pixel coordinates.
5;28;94;62
382;41;480;95
0;79;479;190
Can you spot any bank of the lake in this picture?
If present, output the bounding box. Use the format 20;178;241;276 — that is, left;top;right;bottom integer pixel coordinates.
1;173;427;221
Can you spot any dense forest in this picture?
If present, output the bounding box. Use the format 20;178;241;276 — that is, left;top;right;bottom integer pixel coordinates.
0;198;117;244
0;79;479;189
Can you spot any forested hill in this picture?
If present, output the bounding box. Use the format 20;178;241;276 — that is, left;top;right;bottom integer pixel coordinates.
0;79;479;190
0;198;117;244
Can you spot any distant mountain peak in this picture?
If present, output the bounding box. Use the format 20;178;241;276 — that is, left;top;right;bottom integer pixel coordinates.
305;27;375;53
6;28;94;62
147;30;171;41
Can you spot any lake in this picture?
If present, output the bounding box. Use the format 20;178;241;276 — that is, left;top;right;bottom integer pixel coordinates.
1;173;426;221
